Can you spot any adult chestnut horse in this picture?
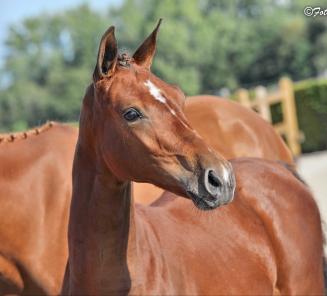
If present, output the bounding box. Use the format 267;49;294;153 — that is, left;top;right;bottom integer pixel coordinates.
62;22;325;295
0;122;77;295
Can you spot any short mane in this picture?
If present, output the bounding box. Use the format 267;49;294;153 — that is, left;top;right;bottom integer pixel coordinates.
117;52;133;68
0;121;55;144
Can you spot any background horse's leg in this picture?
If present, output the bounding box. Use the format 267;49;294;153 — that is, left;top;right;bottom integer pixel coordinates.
0;255;23;294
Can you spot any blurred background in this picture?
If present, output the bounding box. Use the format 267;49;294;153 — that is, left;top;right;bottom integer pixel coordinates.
0;0;326;220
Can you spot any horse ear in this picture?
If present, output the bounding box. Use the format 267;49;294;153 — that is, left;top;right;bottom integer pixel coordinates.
133;19;162;69
93;26;118;82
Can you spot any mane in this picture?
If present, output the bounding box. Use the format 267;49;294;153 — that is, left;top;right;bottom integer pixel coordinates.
276;161;307;186
0;121;55;144
117;52;133;68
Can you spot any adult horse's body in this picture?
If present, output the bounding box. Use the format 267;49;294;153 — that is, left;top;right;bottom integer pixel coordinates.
0;122;77;295
63;22;325;295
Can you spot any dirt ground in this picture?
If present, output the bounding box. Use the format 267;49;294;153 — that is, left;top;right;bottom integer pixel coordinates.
297;151;327;253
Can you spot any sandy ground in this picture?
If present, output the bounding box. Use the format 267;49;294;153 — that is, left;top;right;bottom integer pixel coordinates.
297;151;327;253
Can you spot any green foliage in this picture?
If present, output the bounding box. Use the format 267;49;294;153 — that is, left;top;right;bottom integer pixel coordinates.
0;0;326;139
294;79;327;152
0;5;108;131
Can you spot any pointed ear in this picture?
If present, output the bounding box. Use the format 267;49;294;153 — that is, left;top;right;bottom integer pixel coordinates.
133;19;162;69
93;26;118;82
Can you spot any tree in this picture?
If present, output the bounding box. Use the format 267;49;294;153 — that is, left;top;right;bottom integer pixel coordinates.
0;5;108;130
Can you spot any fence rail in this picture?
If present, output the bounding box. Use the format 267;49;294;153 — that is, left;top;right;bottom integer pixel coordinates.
235;77;302;156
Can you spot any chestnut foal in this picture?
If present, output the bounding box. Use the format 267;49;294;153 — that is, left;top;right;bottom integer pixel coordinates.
63;22;325;295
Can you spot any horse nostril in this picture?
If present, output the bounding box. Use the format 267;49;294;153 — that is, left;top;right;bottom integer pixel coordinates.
203;168;224;197
208;170;222;189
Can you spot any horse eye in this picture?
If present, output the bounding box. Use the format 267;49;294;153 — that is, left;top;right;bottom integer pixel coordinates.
123;108;143;122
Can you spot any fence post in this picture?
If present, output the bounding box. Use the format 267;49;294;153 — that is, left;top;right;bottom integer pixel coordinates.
255;86;271;123
279;77;301;156
236;89;251;108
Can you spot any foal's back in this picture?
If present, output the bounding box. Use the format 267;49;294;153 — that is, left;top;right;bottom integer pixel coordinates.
135;158;324;295
0;123;77;295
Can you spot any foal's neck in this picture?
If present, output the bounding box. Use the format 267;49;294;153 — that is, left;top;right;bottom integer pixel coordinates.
67;98;136;294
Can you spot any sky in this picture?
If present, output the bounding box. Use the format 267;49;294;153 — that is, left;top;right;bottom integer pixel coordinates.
0;0;122;65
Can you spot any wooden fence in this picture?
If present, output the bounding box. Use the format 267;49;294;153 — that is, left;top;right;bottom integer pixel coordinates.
235;77;302;156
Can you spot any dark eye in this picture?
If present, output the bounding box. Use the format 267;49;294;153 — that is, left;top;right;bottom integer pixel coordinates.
123;108;143;122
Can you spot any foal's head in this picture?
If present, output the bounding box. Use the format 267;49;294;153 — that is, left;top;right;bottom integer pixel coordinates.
86;20;235;210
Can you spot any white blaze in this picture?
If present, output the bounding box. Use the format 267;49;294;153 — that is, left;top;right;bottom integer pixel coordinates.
144;79;194;131
144;80;167;104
